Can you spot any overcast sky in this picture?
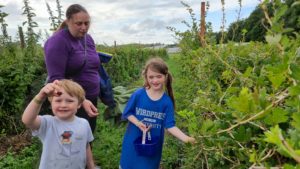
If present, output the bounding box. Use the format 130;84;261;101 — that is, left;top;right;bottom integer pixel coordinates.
0;0;260;45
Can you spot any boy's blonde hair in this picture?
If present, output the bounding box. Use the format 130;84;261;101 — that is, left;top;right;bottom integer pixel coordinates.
49;79;85;104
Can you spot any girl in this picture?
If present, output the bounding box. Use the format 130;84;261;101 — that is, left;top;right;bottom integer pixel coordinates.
120;57;195;169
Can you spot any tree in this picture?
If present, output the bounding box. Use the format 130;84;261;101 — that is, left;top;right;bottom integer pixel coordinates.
244;6;268;42
282;0;300;36
226;19;246;42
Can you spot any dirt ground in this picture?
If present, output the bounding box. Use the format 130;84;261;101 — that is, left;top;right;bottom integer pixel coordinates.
0;130;32;157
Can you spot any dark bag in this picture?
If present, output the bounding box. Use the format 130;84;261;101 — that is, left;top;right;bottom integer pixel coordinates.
98;52;115;107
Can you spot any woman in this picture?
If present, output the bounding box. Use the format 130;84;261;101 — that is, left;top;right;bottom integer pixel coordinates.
44;4;99;133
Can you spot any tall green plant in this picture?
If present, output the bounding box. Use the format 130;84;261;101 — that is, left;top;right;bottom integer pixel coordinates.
167;1;201;51
46;3;58;31
22;0;38;46
45;0;64;32
55;0;63;26
0;5;10;44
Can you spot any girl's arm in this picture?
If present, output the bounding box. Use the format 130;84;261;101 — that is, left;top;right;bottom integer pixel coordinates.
86;143;95;169
167;126;195;143
127;115;150;132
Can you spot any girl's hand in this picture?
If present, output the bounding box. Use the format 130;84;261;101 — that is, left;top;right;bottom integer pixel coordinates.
185;136;196;144
136;121;151;133
82;99;99;117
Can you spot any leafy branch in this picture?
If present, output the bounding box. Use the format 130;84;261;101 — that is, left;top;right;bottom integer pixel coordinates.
265;125;300;163
217;89;289;134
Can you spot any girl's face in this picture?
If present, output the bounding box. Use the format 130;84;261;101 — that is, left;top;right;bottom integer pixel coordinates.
51;89;81;121
67;11;90;38
146;68;166;91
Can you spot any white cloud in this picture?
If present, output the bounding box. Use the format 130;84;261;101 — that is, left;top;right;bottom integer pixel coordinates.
0;0;260;45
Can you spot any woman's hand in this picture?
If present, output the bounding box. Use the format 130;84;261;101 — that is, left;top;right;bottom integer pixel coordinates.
82;99;99;117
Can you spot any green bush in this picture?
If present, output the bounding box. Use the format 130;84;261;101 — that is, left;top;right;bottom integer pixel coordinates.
0;138;41;169
97;45;168;86
0;44;44;135
92;114;126;168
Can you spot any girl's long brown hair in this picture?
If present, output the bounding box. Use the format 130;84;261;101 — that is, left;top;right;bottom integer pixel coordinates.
142;57;175;109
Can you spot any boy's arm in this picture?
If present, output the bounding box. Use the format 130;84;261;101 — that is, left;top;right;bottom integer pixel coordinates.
22;81;60;130
21;93;45;130
167;126;195;143
86;143;95;169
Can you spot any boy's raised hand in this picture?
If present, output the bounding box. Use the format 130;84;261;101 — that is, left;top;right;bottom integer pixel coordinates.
39;80;62;99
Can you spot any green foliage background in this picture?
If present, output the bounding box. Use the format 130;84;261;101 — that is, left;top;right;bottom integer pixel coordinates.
1;0;300;168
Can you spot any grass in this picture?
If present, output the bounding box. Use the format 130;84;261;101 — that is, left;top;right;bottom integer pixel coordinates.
92;103;126;168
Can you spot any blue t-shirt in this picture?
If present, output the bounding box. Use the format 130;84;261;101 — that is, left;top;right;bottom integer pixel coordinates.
120;88;175;169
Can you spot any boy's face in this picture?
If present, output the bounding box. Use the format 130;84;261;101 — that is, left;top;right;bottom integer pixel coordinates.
51;88;81;121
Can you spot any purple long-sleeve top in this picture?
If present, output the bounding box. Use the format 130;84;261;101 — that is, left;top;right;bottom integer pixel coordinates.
44;29;100;99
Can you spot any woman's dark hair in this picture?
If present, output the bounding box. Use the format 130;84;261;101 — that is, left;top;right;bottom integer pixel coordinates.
57;4;88;31
66;4;87;20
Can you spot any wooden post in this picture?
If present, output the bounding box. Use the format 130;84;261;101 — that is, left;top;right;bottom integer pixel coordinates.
18;26;25;49
199;1;206;47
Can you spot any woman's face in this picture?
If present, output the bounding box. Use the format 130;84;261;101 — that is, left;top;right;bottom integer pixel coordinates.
67;11;90;38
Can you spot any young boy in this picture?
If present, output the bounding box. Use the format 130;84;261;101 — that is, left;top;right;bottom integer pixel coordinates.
22;79;95;169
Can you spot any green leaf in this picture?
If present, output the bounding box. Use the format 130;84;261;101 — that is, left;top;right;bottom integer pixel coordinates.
258;88;268;109
264;125;282;145
264;125;291;158
233;126;251;142
290;63;300;82
177;110;198;134
227;87;255;118
200;119;215;135
264;108;289;125
283;163;296;169
249;149;257;163
292;112;300;131
265;34;282;45
242;67;253;78
288;85;300;96
265;64;287;90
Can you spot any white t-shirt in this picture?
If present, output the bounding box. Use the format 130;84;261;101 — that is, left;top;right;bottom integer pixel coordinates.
33;115;94;169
